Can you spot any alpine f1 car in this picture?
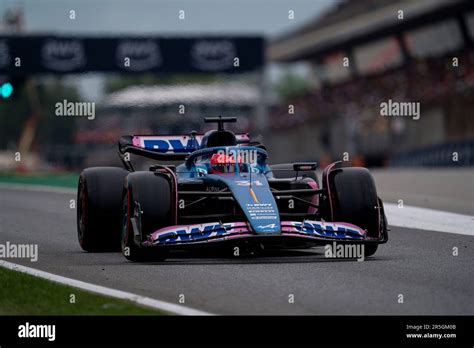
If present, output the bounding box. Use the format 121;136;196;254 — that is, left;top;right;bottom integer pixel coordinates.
77;116;388;261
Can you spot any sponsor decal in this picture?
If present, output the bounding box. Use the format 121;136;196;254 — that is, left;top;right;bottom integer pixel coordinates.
154;222;239;244
136;134;250;153
190;40;236;71
205;185;222;192
257;223;277;229
246;203;277;221
287;221;365;239
116;39;162;71
196;167;208;175
143;137;197;153
41;39;86;71
151;220;365;244
235;180;263;186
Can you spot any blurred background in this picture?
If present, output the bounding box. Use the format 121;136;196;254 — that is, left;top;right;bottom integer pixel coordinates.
0;0;473;175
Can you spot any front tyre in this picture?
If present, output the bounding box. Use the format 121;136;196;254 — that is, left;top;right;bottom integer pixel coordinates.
121;172;172;262
363;244;378;257
324;167;384;257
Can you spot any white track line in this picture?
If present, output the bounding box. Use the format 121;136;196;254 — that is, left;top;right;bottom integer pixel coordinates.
0;260;212;316
384;203;474;236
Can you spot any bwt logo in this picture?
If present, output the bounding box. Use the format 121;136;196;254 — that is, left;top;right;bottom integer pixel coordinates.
41;39;85;71
156;223;233;244
116;40;162;71
143;139;199;153
292;221;364;238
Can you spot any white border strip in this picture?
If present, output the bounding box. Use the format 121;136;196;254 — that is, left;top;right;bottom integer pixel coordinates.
0;260;212;316
384;203;474;236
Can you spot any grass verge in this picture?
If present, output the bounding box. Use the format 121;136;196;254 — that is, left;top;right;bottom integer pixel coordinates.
0;173;78;188
0;266;165;315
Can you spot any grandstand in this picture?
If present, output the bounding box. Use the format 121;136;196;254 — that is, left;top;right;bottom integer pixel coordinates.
267;0;474;167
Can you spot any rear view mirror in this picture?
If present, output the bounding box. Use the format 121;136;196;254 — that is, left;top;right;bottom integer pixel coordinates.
293;162;317;171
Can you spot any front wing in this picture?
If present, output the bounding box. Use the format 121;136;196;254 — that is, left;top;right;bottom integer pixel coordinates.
142;220;387;249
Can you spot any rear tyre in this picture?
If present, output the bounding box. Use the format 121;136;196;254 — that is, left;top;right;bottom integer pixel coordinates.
325;167;381;257
77;167;128;252
121;172;172;262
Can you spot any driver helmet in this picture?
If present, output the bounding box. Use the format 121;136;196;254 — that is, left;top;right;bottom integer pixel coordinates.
210;153;244;173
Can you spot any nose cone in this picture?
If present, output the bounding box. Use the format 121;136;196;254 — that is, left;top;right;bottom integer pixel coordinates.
211;173;281;235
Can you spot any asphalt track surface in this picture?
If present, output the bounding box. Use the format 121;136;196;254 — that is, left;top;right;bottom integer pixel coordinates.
0;170;473;315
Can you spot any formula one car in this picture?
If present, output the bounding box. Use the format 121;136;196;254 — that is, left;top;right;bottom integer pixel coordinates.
77;116;388;261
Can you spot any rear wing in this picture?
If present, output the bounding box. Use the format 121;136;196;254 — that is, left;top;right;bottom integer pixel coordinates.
118;133;251;161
